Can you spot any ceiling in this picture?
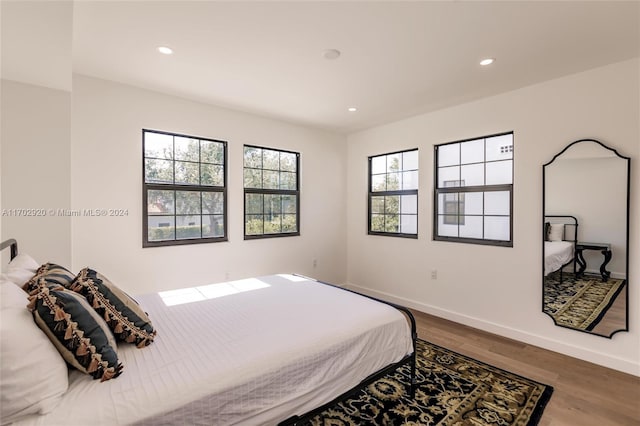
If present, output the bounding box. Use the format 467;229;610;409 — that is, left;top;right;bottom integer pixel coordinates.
2;1;639;134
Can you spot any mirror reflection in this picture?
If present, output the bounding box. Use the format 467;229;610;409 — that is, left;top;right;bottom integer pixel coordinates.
543;139;629;337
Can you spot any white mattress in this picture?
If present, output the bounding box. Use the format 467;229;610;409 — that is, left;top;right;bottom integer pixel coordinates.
544;241;574;276
14;274;412;426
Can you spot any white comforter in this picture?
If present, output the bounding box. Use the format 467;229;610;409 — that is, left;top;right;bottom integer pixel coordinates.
544;241;574;276
15;274;412;426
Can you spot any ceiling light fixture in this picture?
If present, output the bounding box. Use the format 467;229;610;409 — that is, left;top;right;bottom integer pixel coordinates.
158;46;173;55
479;58;495;66
323;49;341;60
348;107;357;112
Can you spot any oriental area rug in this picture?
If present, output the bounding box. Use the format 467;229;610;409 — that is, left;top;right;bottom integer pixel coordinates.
544;273;626;331
305;339;553;426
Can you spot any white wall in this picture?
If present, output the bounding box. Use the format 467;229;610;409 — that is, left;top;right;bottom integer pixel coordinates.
346;59;639;375
0;0;72;269
71;75;347;294
1;80;71;267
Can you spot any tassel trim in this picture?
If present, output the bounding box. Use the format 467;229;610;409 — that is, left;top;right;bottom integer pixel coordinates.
64;323;74;340
23;264;73;293
54;307;66;321
28;280;123;382
70;269;157;347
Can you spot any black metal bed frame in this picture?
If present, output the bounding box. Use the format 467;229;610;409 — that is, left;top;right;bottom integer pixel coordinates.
0;238;18;260
1;238;418;425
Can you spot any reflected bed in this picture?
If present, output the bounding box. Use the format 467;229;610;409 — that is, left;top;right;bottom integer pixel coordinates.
544;241;574;277
544;215;578;278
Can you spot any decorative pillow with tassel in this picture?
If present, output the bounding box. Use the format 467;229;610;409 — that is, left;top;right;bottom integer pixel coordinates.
70;268;156;348
28;279;123;382
23;263;76;293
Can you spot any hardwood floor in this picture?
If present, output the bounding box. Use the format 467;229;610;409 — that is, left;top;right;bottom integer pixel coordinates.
411;309;640;426
591;282;627;337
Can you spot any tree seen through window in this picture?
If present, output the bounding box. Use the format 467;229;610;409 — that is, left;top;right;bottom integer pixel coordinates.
143;130;227;247
368;149;418;237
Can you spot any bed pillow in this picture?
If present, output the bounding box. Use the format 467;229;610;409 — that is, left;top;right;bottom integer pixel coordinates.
0;279;30;310
23;263;75;293
0;280;69;423
1;253;40;288
544;222;551;241
69;268;156;348
27;280;123;382
548;224;564;242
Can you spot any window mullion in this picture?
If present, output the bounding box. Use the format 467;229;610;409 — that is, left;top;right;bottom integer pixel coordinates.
437;184;511;194
172;135;177;185
172;189;177;241
198;140;202;186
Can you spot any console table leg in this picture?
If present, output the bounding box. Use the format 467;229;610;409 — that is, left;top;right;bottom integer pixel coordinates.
600;249;612;282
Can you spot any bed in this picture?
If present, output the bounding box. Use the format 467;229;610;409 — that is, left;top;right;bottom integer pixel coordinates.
544;215;578;279
0;239;416;425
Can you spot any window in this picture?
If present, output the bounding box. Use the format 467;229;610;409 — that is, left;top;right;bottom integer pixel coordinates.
368;149;418;237
243;145;299;239
143;129;227;247
434;132;513;247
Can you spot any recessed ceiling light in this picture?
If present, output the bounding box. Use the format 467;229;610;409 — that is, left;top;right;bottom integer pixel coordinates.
480;58;495;66
323;49;341;60
158;46;173;55
348;107;357;112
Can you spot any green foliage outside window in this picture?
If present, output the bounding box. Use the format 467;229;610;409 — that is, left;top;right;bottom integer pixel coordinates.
243;145;299;239
143;130;226;247
368;149;418;237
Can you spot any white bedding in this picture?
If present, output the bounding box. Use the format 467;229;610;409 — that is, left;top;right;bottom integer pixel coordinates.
544;241;575;276
14;274;412;426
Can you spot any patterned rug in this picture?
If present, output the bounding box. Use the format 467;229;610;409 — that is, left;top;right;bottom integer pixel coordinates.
543;273;626;331
306;339;553;426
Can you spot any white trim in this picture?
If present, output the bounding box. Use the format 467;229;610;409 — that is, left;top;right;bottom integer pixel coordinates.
345;282;639;377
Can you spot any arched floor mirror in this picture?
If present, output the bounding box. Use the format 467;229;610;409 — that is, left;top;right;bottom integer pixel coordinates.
542;139;630;338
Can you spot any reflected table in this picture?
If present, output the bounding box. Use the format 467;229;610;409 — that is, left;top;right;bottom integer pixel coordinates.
575;242;611;281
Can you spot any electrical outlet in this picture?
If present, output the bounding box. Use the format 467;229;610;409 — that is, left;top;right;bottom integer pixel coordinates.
313;259;318;268
225;272;230;280
431;269;437;280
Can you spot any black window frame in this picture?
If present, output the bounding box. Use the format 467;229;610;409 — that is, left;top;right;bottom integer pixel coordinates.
243;144;300;240
368;148;419;239
433;131;513;247
142;129;228;248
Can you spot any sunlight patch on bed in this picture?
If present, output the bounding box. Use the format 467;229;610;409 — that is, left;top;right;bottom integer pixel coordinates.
159;278;270;306
278;274;311;282
158;287;205;306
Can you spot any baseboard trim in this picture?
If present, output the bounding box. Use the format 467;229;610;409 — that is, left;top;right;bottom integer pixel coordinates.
345;282;639;377
579;268;625;280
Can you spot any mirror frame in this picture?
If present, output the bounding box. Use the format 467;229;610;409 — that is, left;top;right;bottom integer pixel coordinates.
542;138;630;338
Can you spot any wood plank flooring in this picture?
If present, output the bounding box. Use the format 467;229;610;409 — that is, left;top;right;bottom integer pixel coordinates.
412;309;640;426
591;283;627;337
